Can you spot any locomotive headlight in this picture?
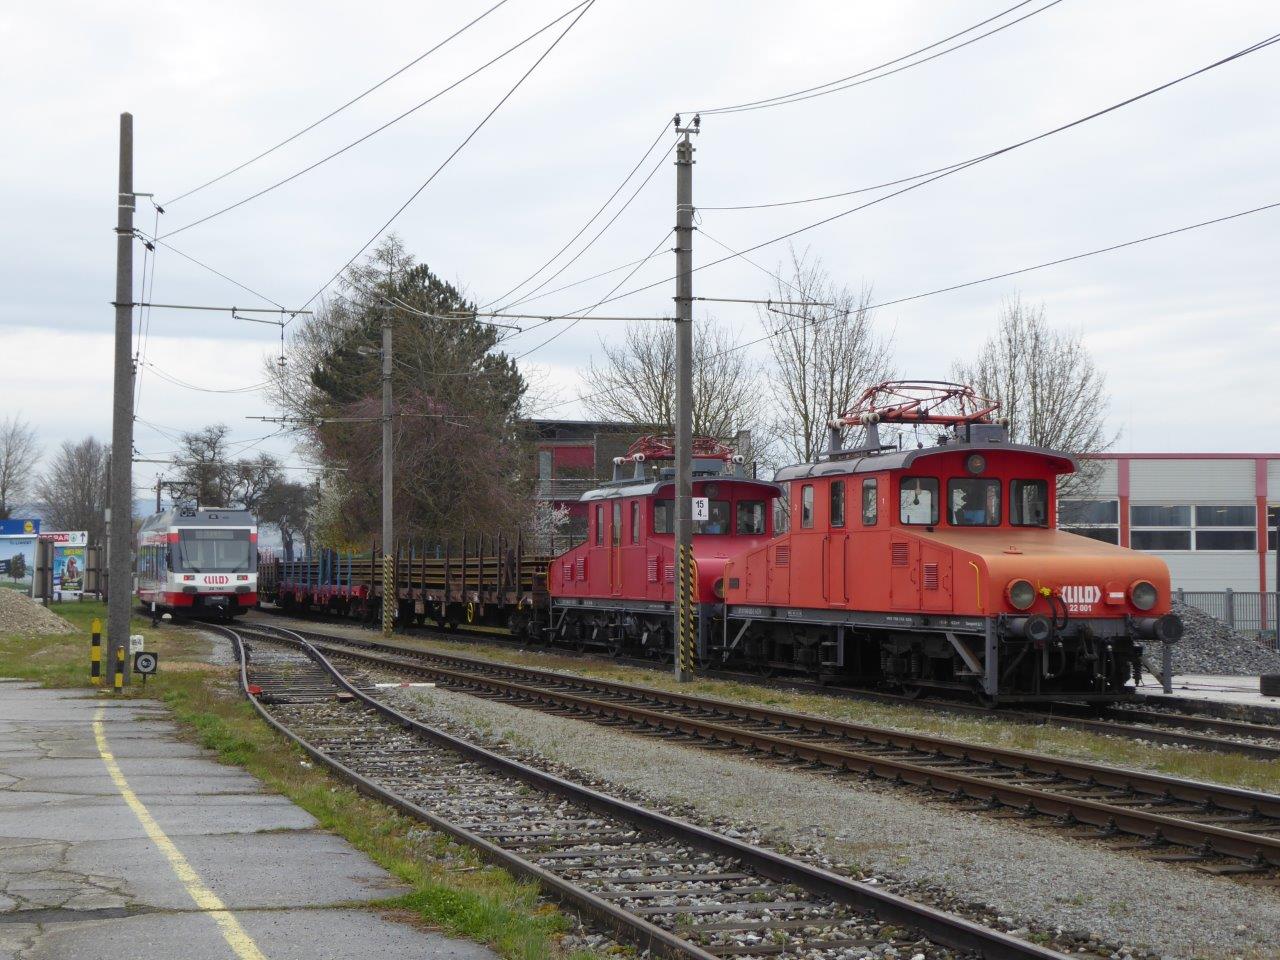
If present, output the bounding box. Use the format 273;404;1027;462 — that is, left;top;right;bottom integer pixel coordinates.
1129;580;1158;611
713;577;725;599
966;454;986;475
1006;578;1036;610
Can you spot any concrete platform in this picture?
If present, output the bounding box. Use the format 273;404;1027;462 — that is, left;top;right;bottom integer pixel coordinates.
0;682;499;960
1137;673;1280;709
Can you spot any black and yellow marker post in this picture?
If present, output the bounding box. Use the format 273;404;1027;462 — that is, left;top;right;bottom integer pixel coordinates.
90;618;102;686
113;646;124;693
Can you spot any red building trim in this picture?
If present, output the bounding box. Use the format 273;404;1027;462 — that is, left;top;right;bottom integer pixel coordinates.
1084;452;1280;460
1257;459;1269;606
1117;458;1131;548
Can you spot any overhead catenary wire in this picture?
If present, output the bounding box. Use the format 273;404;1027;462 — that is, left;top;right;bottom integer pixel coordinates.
297;0;599;314
693;0;1062;115
541;196;1280;415
163;0;514;207
512;228;675;361
162;0;591;240
135;229;287;309
482;119;673;310
554;32;1280;317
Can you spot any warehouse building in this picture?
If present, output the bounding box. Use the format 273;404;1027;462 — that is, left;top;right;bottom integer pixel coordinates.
1059;454;1278;595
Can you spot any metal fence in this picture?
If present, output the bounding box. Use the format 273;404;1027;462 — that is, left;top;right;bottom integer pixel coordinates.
1176;589;1279;647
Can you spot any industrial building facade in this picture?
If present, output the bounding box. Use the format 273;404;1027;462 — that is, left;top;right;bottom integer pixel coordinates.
1059;453;1278;593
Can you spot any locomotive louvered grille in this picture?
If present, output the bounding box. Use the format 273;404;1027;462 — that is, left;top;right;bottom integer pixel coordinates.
575;556;586;581
774;545;790;567
562;561;572;581
664;563;675;583
891;542;909;566
647;557;659;583
923;561;939;590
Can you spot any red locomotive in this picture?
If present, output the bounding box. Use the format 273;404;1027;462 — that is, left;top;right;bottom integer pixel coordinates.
549;436;781;657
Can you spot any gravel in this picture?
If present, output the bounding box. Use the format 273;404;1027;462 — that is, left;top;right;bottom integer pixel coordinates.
372;676;1280;960
0;588;75;635
1169;601;1280;676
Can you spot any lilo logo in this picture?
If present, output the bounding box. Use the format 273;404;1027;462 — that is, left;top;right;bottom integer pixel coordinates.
1060;584;1101;612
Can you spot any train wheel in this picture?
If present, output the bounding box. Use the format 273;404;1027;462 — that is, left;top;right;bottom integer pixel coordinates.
901;684;925;700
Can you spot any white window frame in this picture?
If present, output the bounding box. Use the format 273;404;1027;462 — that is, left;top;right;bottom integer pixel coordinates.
1057;498;1119;544
1128;502;1258;553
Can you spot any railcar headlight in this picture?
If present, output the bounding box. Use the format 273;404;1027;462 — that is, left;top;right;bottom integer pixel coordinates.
1006;578;1036;611
1130;580;1158;611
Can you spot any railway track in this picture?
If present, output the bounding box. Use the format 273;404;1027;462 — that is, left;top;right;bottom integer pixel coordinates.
216;621;1075;960
241;622;1280;877
252;607;1280;760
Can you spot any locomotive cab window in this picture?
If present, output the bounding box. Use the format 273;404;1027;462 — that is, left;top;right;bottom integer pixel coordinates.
1011;479;1048;527
594;505;603;544
694;500;731;535
653;499;673;534
899;477;938;525
830;480;845;528
736;500;766;535
611;501;621;547
801;484;814;528
862;478;878;526
948;478;1000;526
630;500;640;544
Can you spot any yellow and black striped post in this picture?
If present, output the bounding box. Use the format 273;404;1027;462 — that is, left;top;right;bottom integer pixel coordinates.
89;618;102;686
381;553;395;638
676;544;697;679
113;646;124;693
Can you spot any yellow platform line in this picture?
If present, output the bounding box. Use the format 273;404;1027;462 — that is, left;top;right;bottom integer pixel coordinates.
93;708;268;960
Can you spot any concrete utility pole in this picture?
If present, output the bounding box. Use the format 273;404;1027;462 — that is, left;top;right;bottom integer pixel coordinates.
381;312;394;638
673;116;698;682
108;112;135;686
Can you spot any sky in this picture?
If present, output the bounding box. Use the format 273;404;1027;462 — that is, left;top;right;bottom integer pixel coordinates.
2;0;1278;503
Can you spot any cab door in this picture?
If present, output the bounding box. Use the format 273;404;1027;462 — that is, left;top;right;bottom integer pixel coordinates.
610;500;622;596
825;533;847;604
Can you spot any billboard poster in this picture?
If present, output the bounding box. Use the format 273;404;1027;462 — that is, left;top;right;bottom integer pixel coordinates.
53;544;87;599
0;536;38;595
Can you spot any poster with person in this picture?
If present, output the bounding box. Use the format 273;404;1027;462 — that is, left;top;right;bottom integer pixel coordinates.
41;531;88;600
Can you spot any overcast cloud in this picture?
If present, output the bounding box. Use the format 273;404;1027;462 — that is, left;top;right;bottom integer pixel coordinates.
2;0;1277;496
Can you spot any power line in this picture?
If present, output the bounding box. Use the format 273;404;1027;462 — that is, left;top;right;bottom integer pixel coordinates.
162;1;589;239
482;119;672;310
136;230;287;309
512;228;674;361
163;0;514;206
297;0;599;314
141;361;272;395
694;0;1061;115
545;197;1280;414
500;138;676;313
560;32;1280;315
700;157;974;212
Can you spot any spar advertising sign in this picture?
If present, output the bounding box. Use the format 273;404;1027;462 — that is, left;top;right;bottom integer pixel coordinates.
0;519;41;595
40;531;88;599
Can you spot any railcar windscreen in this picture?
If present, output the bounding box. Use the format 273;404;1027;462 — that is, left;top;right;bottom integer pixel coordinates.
899;478;938;525
175;528;255;573
948;478;1001;526
1010;479;1049;527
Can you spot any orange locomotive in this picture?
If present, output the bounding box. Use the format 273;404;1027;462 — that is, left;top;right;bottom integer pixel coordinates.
721;382;1182;703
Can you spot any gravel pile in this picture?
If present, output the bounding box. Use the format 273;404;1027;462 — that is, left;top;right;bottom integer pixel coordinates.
1168;600;1280;676
0;588;75;635
363;669;1280;960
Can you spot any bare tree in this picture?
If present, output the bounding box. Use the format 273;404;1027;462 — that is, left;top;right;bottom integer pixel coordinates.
578;319;764;439
759;248;895;466
952;295;1115;490
35;437;110;543
171;425;284;510
0;416;40;519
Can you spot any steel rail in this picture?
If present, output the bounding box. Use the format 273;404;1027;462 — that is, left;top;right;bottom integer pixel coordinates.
253;607;1280;760
224;622;1070;960
247;625;1280;869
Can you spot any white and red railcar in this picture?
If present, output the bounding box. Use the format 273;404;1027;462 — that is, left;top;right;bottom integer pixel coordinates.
135;506;258;619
